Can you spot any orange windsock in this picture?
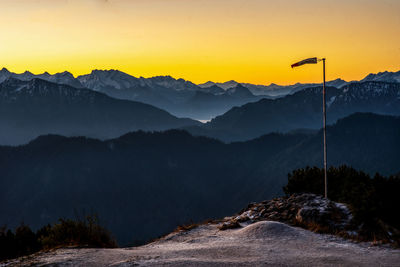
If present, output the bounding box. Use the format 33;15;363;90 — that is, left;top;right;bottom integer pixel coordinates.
291;57;318;68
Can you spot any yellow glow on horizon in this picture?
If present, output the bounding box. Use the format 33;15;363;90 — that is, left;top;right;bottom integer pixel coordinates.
0;0;399;85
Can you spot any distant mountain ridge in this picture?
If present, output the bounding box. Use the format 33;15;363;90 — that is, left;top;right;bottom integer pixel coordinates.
77;70;200;92
2;67;399;95
0;68;83;88
361;70;400;83
198;79;348;96
198;70;400;96
0;68;260;120
0;77;199;145
187;81;400;142
1;67;399;119
76;69;264;120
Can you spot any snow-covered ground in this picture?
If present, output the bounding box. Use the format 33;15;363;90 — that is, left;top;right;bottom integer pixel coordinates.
4;221;399;266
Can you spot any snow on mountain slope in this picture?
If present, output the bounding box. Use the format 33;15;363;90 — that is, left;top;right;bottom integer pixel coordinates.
2;67;399;99
361;70;400;83
142;75;200;91
43;71;83;89
0;68;83;88
198;79;349;97
77;69;141;91
334;81;400;108
0;77;109;104
0;78;201;145
199;79;349;97
77;70;200;93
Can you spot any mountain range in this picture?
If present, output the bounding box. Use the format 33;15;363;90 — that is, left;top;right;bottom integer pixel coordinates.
1;68;399;145
199;70;400;96
199;78;348;97
0;68;264;120
0;113;399;245
78;70;265;120
187;81;400;142
1;67;399;120
0;78;199;145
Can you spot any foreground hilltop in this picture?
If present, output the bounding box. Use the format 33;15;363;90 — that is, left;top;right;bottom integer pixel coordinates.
6;194;399;266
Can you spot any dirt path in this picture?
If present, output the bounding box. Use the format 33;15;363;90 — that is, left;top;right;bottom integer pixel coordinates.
4;221;399;266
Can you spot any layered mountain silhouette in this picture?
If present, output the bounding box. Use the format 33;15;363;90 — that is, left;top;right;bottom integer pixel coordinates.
0;68;263;120
0;68;83;88
0;113;399;245
2;67;398;120
77;70;264;119
187;81;400;142
1;68;399;145
0;78;199;145
361;70;400;83
199;79;348;97
199;70;400;96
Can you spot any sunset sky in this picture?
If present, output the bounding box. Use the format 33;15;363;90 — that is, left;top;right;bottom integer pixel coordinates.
0;0;399;85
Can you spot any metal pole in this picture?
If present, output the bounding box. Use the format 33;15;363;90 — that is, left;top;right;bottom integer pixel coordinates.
322;58;327;199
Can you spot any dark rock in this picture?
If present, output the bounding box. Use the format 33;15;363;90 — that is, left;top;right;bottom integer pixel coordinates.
220;193;352;233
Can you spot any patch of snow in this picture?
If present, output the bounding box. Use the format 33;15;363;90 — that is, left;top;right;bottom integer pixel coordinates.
326;96;336;108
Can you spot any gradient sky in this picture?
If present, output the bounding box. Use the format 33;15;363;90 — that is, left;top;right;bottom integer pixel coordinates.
0;0;399;85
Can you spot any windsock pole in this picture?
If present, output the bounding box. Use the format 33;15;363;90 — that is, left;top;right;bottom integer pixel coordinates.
322;58;327;199
291;57;328;198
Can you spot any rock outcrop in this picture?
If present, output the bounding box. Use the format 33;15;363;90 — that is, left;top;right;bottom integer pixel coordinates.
219;194;352;234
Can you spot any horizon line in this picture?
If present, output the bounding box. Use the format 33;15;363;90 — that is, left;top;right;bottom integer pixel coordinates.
1;66;399;87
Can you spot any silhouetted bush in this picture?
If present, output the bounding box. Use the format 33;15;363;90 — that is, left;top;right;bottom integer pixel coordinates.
0;215;117;261
39;215;117;249
283;165;400;242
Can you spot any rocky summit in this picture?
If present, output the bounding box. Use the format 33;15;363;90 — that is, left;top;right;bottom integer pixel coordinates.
4;194;399;267
219;194;352;233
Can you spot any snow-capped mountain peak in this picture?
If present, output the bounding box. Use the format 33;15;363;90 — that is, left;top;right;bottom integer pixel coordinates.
0;68;83;88
77;69;140;91
361;70;400;83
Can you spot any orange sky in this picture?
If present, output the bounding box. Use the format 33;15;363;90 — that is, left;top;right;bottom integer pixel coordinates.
0;0;399;85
